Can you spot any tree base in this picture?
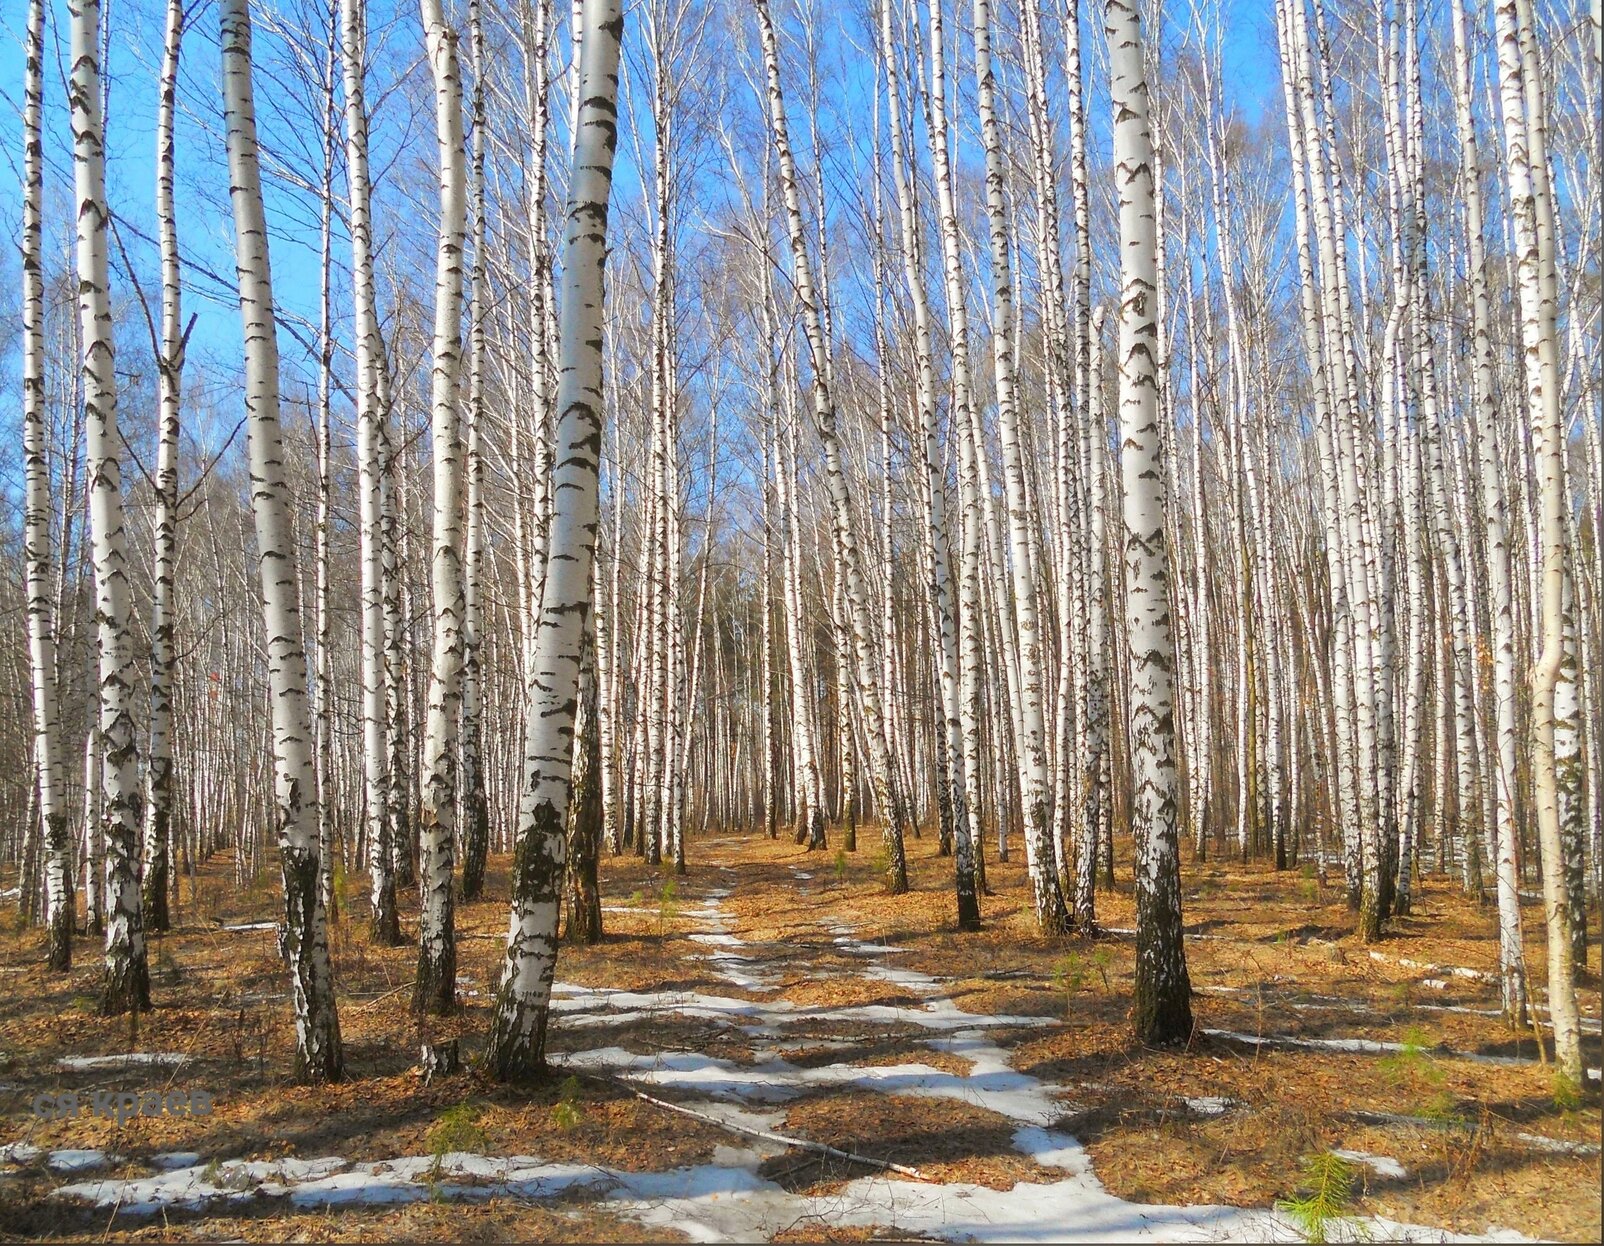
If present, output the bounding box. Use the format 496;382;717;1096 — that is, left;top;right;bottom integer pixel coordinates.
48;908;73;972
415;944;457;1015
100;958;152;1016
1133;996;1194;1048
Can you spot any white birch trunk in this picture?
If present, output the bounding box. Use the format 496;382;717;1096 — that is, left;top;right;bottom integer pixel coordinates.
313;0;339;920
340;0;400;945
72;0;149;1014
459;0;491;902
416;0;468;1015
487;0;623;1081
1107;0;1192;1045
221;0;344;1081
752;0;908;892
1492;0;1581;1079
1451;0;1528;1019
878;0;977;926
22;0;74;970
1079;312;1111;925
972;0;1059;933
141;0;186;935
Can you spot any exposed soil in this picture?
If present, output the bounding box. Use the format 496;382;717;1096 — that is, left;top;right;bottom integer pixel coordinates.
0;827;1597;1242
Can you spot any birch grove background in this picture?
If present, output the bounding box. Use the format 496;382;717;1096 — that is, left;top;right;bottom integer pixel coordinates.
0;0;1599;1087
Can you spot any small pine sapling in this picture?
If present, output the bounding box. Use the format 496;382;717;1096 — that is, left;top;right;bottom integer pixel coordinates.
425;1102;487;1176
551;1074;584;1130
656;879;679;937
1092;945;1114;992
1053;953;1086;1014
1275;1151;1359;1244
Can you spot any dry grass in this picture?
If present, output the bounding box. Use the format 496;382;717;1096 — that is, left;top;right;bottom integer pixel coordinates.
0;826;1598;1242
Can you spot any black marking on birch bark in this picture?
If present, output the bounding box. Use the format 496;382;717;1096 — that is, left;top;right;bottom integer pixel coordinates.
488;796;566;1082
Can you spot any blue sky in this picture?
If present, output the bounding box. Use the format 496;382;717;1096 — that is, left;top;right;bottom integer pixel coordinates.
0;0;1284;462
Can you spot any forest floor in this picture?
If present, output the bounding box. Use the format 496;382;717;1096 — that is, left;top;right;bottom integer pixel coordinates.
0;828;1599;1242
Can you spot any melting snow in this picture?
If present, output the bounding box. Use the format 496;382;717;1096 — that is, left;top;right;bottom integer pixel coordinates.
1334;1150;1408;1180
31;872;1546;1243
563;1033;1069;1127
46;1150;115;1174
2;1146;121;1174
1203;1029;1600;1077
1368;953;1490;982
55;1143;1527;1243
55;1053;189;1071
1510;1132;1600;1157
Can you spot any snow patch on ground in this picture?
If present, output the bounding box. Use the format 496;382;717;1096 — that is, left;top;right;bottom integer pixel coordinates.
695;950;779;993
55;1053;189;1071
52;1144;1528;1244
1204;1028;1602;1077
1368;952;1490;982
1509;1132;1600;1157
29;871;1545;1243
830;935;904;955
1334;1149;1408;1180
551;980;1052;1038
564;1035;1070;1127
47;1150;116;1174
2;1146;121;1174
1201;980;1603;1036
55;1153;594;1224
677;894;786;992
1204;1029;1408;1056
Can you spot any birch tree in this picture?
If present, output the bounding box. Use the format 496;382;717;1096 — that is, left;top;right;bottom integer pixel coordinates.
487;0;624;1081
140;0;187;934
972;0;1060;935
1449;0;1526;1018
752;0;909;894
877;0;978;928
415;0;470;1015
221;0;344;1082
459;0;491;903
1492;0;1582;1082
1107;0;1193;1045
22;0;74;971
340;0;401;945
72;0;149;1015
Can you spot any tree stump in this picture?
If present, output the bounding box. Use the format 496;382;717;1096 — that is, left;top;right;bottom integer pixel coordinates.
420;1039;460;1085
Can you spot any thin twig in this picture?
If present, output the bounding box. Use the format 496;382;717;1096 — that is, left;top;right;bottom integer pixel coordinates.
352;980;416;1011
1521;977;1550;1068
573;1070;931;1180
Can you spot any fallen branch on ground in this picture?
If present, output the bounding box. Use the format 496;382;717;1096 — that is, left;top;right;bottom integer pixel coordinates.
352;980;415;1011
572;1070;931;1180
1344;1109;1600;1154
